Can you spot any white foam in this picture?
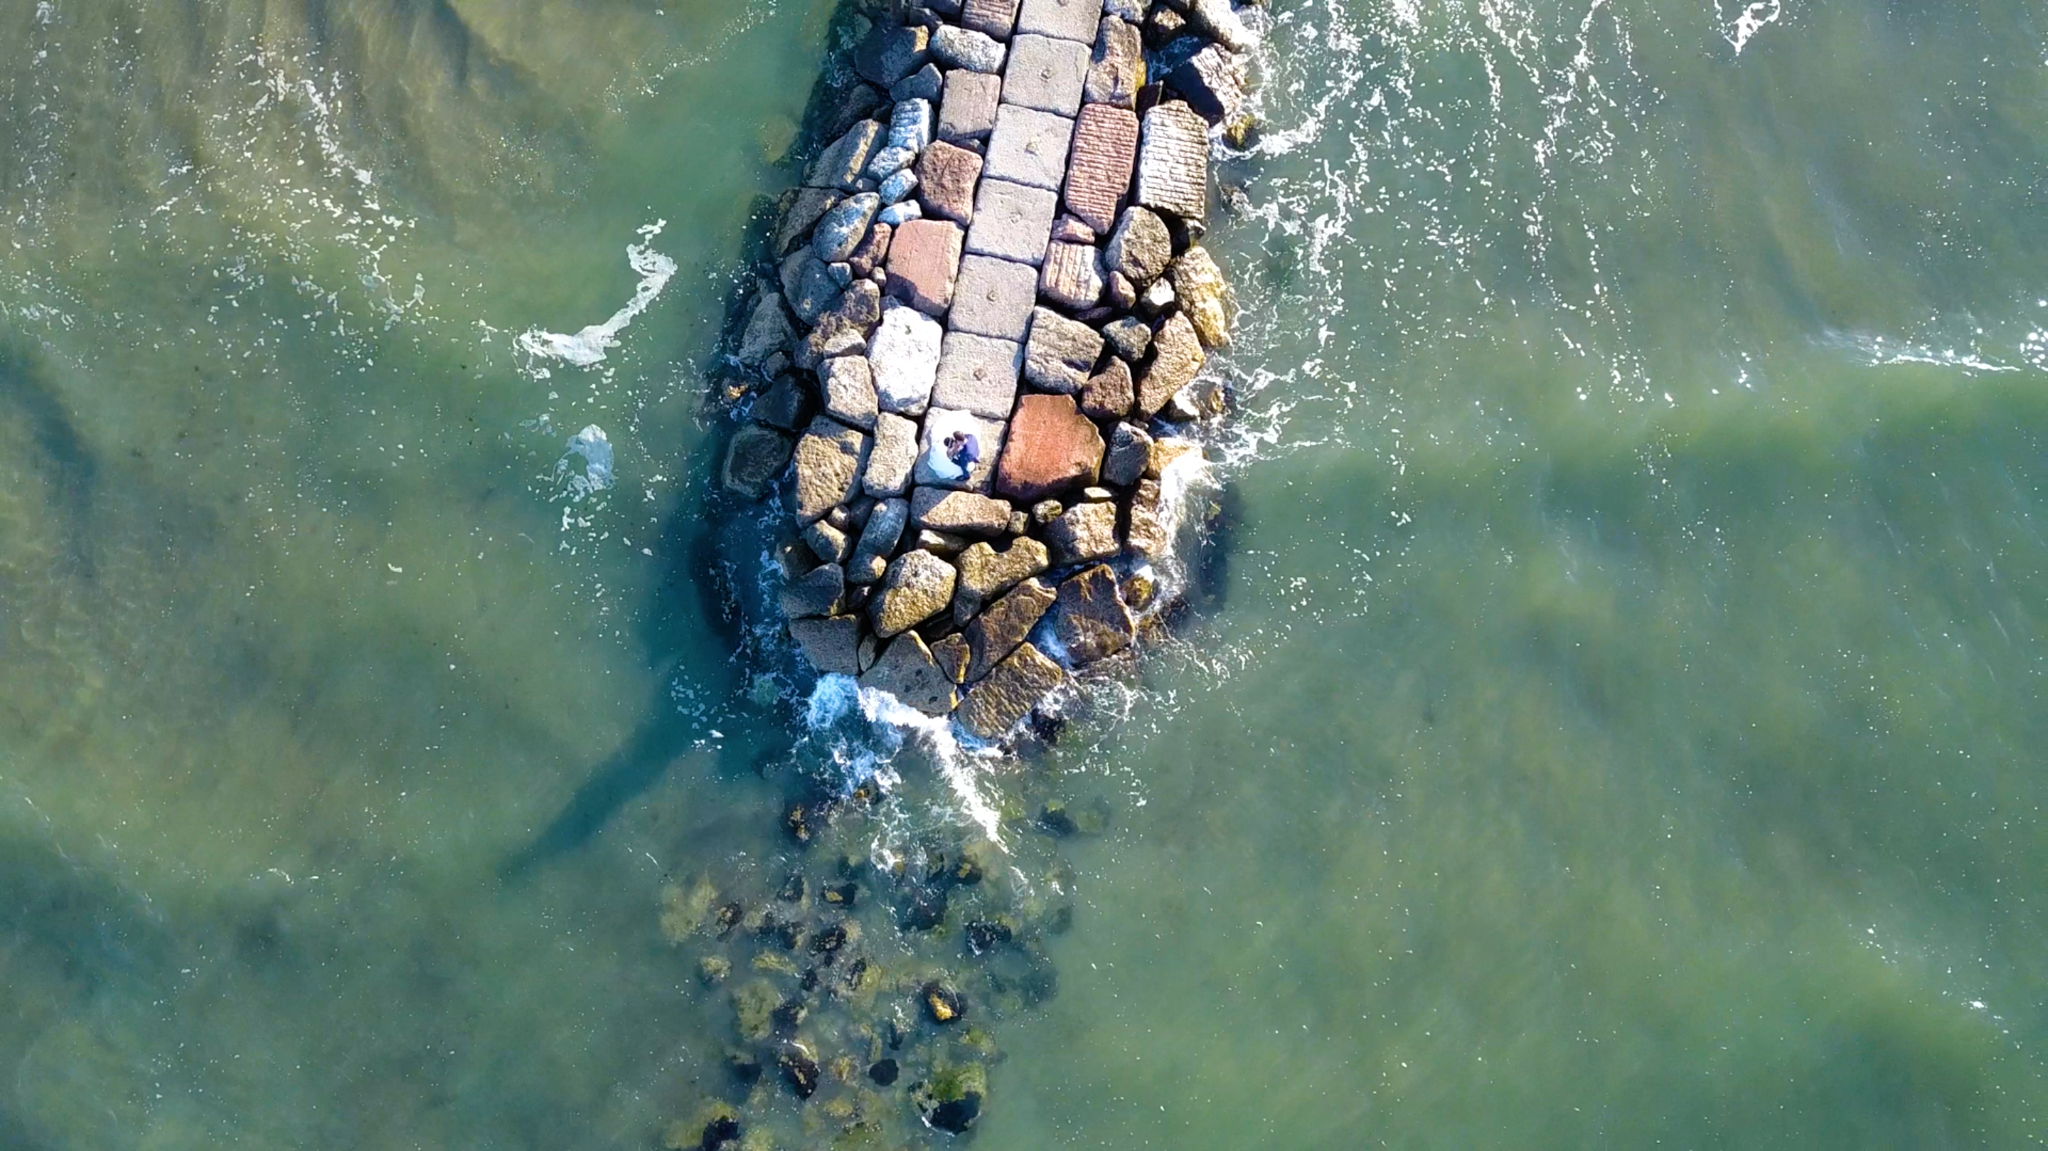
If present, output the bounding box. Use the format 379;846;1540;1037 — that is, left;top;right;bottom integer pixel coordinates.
517;222;677;368
553;425;616;501
1720;0;1783;55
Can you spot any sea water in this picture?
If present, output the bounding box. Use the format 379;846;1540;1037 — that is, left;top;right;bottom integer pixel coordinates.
0;0;2043;1147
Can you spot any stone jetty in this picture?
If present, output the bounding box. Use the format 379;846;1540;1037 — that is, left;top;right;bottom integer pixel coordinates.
724;0;1253;745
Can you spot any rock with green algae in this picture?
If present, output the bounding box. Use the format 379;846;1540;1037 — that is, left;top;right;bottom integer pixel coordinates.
911;1060;988;1133
733;979;783;1042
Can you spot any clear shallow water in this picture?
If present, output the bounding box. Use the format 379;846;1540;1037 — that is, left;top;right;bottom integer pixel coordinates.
1;0;2044;1148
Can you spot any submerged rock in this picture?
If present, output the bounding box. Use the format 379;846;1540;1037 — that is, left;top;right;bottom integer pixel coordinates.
722;425;794;500
922;980;967;1024
912;1061;988;1134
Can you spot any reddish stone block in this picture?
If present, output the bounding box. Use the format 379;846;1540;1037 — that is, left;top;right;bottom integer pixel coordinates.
885;219;965;316
1063;103;1139;234
995;393;1105;502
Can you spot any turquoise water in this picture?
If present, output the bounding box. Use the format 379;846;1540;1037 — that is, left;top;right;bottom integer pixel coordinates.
2;0;2044;1147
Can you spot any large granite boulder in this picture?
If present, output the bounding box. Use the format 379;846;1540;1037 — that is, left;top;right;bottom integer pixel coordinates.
814;193;882;263
962;578;1056;681
1045;499;1119;566
1052;564;1134;663
1187;0;1260;53
860;632;960;715
790;615;862;675
871;549;958;637
722;425;795;498
781;563;847;619
820;356;879;429
931;25;1007;73
806;121;882;191
916;142;984;225
953;536;1050;622
1170;245;1233;347
1136;311;1203;416
911;488;1014;537
1084;16;1145;108
737;292;796;368
864;412;919;498
751;374;814;431
958;642;1065;740
1105;206;1172;286
1079;358;1133;420
1100;314;1152;360
1126;477;1169;557
868;303;944;416
1023;307;1105;393
1168;42;1248;124
788;418;871;522
776;187;840;254
850;497;911;584
1102;421;1151;486
854;23;931;87
995;394;1103;502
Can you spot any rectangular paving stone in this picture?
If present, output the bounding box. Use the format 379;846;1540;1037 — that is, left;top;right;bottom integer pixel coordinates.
948;255;1040;342
984;104;1076;192
1016;0;1103;43
1001;34;1089;116
1062;102;1138;235
1135;101;1208;220
932;332;1024;419
885;218;963;316
938;69;1002;143
961;0;1024;40
915;408;1008;492
965;178;1060;266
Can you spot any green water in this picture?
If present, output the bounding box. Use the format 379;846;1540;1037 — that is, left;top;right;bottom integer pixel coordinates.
2;0;2043;1147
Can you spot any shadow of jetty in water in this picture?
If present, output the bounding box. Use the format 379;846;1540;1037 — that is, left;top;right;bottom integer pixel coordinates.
0;337;99;580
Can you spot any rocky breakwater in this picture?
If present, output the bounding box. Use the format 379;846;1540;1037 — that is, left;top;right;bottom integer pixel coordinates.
724;0;1256;744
